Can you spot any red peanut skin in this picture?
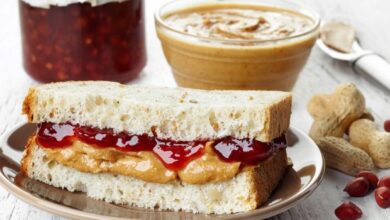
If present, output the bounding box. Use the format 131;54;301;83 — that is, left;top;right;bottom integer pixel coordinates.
384;120;390;132
356;171;378;189
335;202;363;220
344;177;370;197
378;176;390;188
375;187;390;208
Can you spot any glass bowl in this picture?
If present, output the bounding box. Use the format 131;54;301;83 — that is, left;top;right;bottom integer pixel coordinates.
155;0;320;91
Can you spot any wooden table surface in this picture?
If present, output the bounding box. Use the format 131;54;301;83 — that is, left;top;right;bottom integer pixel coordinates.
1;0;390;219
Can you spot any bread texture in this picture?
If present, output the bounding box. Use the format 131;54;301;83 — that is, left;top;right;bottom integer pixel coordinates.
21;137;288;214
22;81;291;142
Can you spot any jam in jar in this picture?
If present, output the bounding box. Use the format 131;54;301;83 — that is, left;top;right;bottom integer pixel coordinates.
19;0;146;82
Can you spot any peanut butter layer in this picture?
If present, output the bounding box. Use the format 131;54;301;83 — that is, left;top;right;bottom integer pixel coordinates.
33;137;242;184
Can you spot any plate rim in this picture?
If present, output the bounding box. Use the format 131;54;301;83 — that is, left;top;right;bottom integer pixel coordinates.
0;123;325;220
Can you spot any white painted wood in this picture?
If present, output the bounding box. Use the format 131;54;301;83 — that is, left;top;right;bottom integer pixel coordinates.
0;0;389;219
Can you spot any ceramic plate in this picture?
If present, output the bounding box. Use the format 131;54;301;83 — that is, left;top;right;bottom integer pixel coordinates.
0;123;324;220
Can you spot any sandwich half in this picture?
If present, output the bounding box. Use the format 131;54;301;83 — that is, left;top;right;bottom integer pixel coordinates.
21;81;292;214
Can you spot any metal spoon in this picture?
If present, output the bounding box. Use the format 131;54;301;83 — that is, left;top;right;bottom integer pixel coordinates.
317;38;390;90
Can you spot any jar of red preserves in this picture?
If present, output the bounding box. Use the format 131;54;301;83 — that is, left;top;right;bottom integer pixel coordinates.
19;0;146;83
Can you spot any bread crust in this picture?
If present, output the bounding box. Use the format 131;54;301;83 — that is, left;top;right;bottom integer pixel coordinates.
264;96;292;142
249;149;288;208
22;87;37;122
20;135;35;175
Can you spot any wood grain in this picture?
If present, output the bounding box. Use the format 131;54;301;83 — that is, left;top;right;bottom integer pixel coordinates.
0;0;389;219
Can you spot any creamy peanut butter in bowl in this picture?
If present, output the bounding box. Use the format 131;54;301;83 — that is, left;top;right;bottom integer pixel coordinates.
155;0;320;90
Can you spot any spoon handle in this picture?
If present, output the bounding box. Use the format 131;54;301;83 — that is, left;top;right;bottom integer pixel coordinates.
352;54;390;90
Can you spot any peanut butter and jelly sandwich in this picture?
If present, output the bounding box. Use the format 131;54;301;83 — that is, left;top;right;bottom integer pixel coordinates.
21;81;291;214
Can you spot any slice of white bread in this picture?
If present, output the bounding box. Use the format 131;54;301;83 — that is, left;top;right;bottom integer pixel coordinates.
22;81;291;142
21;138;288;214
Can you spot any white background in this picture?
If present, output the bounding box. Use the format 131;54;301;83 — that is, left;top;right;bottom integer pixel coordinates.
1;0;390;219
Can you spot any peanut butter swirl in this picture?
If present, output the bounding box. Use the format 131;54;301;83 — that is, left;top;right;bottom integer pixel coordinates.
164;7;313;40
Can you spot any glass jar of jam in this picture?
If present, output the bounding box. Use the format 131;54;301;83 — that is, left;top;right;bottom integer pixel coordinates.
19;0;146;83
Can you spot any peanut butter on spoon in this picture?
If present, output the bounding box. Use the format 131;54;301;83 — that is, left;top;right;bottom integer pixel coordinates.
320;21;356;53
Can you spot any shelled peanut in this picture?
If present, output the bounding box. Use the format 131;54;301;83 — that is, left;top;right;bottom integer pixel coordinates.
307;83;390;176
334;171;390;219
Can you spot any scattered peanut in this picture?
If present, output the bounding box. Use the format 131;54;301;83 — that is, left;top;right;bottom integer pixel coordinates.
378;176;390;188
375;187;390;208
356;171;378;189
335;201;363;220
344;177;370;197
308;83;365;143
349;119;390;168
384;120;390;132
317;137;375;176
